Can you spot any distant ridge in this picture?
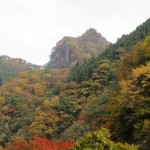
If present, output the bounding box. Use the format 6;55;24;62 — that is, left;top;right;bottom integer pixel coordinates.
0;55;41;84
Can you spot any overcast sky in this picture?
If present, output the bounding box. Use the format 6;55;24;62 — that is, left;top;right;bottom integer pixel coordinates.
0;0;150;65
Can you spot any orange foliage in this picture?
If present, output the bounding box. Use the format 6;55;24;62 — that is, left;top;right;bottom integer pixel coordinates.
18;72;28;78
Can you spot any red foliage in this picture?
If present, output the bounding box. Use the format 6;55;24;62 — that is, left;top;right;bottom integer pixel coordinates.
6;137;75;150
9;106;17;113
77;115;85;121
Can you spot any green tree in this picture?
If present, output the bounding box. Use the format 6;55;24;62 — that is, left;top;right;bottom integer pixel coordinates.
75;128;137;150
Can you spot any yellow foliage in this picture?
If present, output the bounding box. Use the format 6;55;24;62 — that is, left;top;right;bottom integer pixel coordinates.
38;124;46;129
13;86;23;95
17;79;28;89
81;54;92;61
33;83;45;97
49;96;60;107
118;61;150;109
42;99;50;108
1;106;9;112
133;61;150;78
35;115;45;122
0;97;5;105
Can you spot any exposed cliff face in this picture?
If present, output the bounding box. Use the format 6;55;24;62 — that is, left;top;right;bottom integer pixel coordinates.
46;28;110;69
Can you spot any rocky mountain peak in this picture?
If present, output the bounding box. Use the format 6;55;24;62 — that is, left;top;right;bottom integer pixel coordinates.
46;29;110;69
79;28;104;43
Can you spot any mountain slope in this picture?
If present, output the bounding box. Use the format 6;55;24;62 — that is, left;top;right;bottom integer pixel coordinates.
67;18;150;83
46;28;110;69
0;55;40;84
100;18;150;60
0;18;150;150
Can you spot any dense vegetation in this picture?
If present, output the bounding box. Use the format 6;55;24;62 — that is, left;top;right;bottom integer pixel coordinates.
0;55;40;84
68;18;150;83
0;18;150;149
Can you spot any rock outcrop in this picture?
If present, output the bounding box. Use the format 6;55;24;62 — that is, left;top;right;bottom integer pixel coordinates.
46;28;110;69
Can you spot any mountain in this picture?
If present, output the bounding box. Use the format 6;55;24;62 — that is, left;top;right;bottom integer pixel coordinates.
67;18;150;83
0;18;150;150
0;55;41;84
45;28;110;69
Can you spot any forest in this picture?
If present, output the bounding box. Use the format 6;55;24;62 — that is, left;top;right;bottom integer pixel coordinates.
0;18;150;150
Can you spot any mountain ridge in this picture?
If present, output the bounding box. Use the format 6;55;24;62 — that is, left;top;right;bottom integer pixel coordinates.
0;55;41;84
45;28;110;69
0;18;150;149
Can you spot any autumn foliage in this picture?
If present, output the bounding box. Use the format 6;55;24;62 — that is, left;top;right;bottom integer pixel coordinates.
6;137;75;150
0;19;150;150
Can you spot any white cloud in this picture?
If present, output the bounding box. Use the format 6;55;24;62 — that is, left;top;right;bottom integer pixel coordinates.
0;0;150;65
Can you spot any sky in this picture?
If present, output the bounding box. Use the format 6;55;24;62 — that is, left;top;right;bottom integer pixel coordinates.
0;0;150;65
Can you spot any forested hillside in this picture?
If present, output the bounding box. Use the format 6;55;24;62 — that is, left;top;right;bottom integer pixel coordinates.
0;55;40;84
0;18;150;150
